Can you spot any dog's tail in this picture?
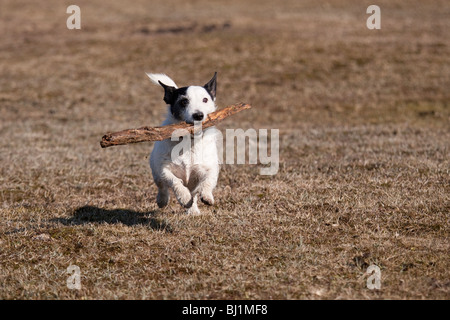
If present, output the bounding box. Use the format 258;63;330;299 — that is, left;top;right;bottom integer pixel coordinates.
146;73;178;89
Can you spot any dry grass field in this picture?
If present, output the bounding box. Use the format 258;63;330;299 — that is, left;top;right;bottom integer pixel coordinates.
0;0;449;299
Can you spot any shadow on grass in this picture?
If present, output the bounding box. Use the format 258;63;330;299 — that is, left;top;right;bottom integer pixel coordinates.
52;205;172;232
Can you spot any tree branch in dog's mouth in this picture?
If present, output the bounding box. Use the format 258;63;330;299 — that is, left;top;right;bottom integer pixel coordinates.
100;103;252;148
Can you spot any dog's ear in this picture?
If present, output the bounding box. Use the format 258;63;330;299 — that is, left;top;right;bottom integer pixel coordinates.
158;80;176;105
204;72;217;100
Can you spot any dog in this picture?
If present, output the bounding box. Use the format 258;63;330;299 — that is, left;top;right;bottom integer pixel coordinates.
146;72;220;214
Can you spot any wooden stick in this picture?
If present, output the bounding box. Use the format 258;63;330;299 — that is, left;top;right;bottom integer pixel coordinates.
100;103;251;148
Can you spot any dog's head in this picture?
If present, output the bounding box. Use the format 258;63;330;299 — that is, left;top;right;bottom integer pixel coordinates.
155;73;217;124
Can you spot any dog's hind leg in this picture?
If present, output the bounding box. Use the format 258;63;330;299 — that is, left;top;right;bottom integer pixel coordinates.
186;195;200;215
153;178;170;208
156;186;170;208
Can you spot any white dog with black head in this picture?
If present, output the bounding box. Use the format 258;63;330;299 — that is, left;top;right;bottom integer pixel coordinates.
146;72;220;214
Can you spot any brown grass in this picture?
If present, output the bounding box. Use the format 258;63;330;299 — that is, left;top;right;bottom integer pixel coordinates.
0;0;449;299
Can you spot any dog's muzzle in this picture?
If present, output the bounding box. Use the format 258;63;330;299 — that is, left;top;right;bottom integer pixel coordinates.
192;112;204;121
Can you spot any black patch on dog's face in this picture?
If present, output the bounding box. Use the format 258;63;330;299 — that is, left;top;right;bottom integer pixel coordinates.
159;73;218;121
158;80;190;120
168;86;189;121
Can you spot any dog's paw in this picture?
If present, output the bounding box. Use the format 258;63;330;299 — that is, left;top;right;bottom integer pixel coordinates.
186;205;201;215
200;192;214;206
175;187;193;208
156;190;169;208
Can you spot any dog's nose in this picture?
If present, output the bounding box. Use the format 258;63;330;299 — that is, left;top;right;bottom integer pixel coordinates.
192;112;204;121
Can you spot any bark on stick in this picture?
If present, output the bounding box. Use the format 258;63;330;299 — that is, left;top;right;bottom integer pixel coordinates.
100;103;251;148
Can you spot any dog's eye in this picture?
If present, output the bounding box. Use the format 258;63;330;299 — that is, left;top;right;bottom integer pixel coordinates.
179;98;189;107
203;98;208;103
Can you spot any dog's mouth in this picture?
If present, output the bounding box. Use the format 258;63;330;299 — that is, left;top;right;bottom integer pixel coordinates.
185;119;206;125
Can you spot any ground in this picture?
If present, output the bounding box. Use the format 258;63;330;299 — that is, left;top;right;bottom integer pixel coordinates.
0;0;449;299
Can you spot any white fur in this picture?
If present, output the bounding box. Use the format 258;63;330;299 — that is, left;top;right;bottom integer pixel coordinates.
181;86;216;124
147;73;220;214
146;73;178;88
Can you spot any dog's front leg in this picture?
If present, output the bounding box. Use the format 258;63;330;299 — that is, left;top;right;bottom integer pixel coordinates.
199;170;218;206
161;167;193;208
191;166;218;206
